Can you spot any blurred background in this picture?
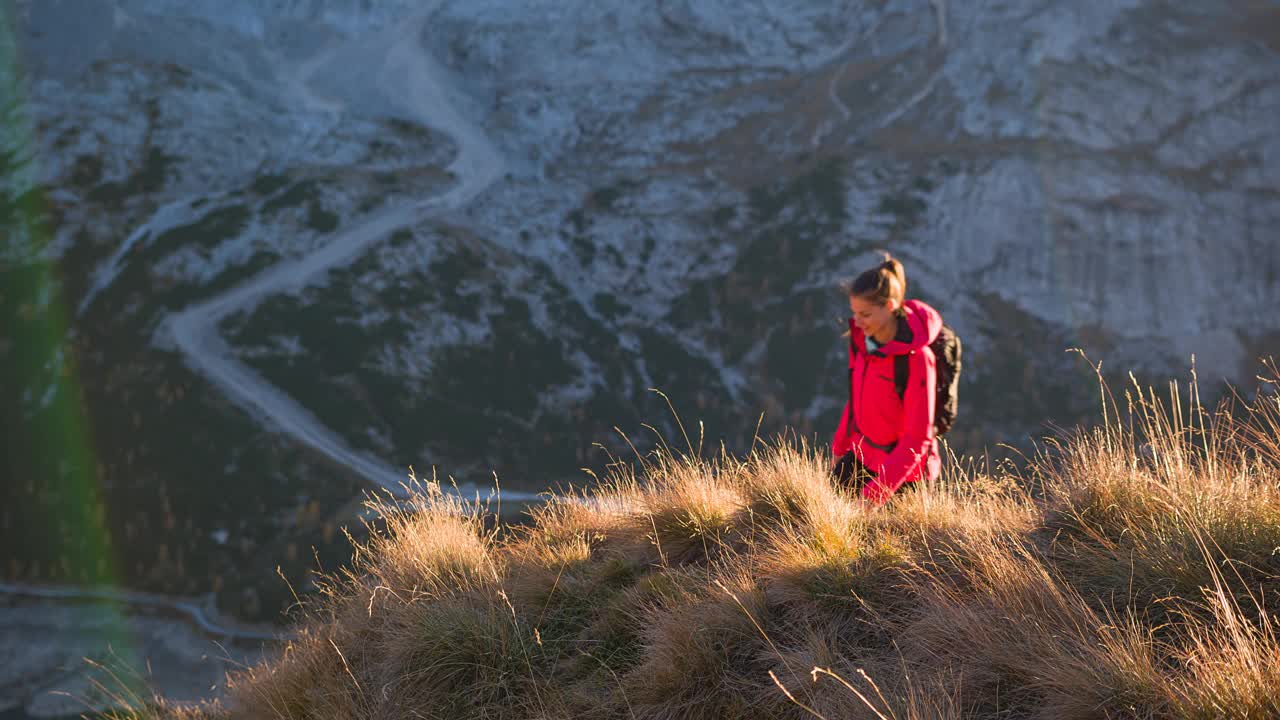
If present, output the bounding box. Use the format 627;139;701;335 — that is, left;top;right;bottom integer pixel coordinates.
2;0;1278;715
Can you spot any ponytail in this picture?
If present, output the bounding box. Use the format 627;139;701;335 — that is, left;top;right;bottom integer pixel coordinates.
846;251;907;307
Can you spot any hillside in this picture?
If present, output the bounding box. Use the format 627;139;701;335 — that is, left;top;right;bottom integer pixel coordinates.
107;376;1280;720
4;0;1279;714
5;0;1280;650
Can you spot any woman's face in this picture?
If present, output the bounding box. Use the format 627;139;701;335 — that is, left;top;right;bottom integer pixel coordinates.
849;295;900;339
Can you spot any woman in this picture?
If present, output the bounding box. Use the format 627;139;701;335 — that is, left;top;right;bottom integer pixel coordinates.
831;253;942;505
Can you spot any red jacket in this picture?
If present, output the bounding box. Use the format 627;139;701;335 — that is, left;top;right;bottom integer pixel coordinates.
832;299;942;504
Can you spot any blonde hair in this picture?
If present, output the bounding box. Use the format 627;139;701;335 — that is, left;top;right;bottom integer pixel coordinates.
846;251;906;307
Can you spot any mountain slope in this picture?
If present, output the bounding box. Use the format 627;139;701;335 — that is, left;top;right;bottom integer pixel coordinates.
3;0;1279;627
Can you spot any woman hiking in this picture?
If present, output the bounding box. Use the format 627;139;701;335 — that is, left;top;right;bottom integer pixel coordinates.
831;253;944;505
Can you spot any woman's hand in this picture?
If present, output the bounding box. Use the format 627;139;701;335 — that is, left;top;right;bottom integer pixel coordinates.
859;479;892;506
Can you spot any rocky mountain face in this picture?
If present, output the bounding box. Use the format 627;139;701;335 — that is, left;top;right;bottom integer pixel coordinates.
3;0;1279;632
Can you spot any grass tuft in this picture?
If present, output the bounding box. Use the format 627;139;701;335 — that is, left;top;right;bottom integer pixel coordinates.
124;368;1280;719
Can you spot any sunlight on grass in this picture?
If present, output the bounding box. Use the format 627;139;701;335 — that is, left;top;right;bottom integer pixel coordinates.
110;365;1280;719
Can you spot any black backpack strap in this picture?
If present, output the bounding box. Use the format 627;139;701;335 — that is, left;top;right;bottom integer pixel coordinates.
893;353;909;399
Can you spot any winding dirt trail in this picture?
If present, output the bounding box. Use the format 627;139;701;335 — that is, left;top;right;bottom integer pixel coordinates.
0;581;281;642
1;11;542;647
166;10;535;501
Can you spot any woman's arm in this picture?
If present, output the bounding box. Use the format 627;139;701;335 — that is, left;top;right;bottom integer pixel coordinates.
861;349;936;504
832;345;859;457
832;389;854;457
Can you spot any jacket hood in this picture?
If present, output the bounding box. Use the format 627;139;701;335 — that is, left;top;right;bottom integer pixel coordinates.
849;299;943;357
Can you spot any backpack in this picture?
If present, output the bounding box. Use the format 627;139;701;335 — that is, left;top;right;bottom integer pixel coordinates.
851;323;963;437
894;324;962;436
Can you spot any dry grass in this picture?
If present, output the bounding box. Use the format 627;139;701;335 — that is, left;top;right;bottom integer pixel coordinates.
123;371;1280;720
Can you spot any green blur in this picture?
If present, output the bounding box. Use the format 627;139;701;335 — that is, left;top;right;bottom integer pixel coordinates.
0;6;145;708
